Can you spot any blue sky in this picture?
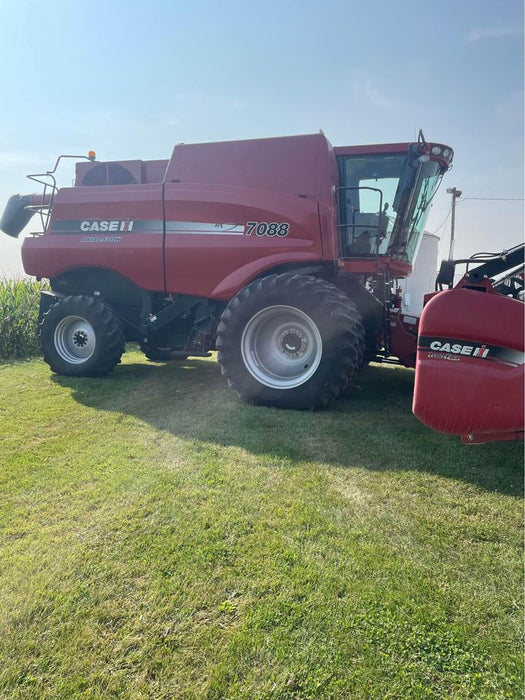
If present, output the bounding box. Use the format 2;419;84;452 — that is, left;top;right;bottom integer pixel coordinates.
1;0;523;275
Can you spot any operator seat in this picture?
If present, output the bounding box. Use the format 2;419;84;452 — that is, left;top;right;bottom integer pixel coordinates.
346;209;390;255
346;212;379;254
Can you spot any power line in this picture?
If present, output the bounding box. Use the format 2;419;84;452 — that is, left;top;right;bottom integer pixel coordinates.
459;197;524;202
429;208;452;235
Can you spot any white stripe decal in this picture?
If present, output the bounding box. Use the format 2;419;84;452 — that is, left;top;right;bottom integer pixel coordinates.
167;221;245;235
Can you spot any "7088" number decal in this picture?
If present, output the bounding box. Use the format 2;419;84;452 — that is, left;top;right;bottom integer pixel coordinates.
245;221;290;237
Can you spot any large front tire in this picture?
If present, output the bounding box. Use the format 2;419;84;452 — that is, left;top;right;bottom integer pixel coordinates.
216;274;365;409
40;295;125;377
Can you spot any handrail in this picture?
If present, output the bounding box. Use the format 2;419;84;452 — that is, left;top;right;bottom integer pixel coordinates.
335;185;384;257
26;154;95;231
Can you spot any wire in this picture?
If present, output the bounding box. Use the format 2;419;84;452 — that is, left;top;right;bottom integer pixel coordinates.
459;197;524;202
429;208;452;235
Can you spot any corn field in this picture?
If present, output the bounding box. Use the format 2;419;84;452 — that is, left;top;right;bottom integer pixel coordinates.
0;277;47;360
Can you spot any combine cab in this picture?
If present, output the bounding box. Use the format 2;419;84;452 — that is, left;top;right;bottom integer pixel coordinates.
413;245;524;443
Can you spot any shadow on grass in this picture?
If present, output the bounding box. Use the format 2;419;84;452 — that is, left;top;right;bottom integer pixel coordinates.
53;356;523;497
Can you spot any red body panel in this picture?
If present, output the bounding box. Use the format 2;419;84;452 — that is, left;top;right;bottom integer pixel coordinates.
413;289;524;440
340;258;413;277
389;312;419;367
163;134;336;297
163;184;325;299
22;184;165;291
166;134;334;199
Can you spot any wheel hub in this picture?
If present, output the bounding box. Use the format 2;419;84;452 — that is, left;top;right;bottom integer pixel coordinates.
278;328;308;358
73;330;89;348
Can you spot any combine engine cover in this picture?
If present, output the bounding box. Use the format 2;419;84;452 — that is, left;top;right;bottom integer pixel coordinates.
413;281;524;444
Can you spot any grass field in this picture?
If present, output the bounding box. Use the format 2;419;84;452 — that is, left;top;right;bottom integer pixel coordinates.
0;350;523;699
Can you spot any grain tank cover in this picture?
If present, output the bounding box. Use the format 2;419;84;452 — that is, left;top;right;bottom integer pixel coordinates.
165;133;335;202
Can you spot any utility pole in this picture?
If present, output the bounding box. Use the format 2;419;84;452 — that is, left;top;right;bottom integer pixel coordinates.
446;187;462;260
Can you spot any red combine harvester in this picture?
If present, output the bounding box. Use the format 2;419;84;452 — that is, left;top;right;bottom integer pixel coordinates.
4;130;520;438
2;131;451;409
413;245;524;443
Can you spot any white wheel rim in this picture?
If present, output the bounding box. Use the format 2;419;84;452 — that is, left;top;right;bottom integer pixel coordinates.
241;305;323;389
54;315;96;364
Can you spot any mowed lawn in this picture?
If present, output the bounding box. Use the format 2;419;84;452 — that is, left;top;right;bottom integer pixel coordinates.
0;350;522;699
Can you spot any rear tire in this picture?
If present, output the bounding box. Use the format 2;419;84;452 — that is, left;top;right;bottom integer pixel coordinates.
216;274;365;409
40;295;125;377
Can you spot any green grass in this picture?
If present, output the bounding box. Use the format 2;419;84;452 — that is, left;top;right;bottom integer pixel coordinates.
0;277;47;360
0;351;522;699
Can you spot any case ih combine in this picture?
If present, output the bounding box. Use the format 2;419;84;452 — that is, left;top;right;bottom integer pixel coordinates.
1;131;523;442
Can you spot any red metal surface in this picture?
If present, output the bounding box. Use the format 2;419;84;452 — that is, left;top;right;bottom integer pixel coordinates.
22;184;165;292
413;288;524;440
164;184;325;299
340;258;413;277
166;134;334;200
389;312;419;367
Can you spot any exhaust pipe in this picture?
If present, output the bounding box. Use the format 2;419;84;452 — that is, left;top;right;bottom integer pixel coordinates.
0;193;50;238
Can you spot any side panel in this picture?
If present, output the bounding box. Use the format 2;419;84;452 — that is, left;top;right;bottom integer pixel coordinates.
22;184;165;291
163;183;324;299
413;289;524;437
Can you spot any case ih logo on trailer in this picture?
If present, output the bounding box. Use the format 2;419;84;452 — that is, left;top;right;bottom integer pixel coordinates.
1;131;523;442
419;336;525;366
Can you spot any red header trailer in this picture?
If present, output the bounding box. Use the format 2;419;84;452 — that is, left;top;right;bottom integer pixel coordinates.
413;245;524;443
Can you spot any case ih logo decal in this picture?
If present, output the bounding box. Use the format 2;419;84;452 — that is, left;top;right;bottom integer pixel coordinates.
50;219;292;238
80;220;134;232
51;219;138;234
419;336;524;367
430;340;489;358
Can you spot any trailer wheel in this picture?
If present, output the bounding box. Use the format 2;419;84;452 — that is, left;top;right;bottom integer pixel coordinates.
216;274;365;409
40;295;125;377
